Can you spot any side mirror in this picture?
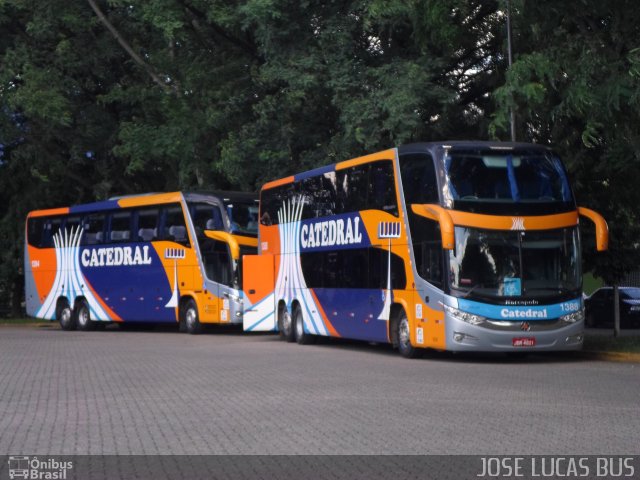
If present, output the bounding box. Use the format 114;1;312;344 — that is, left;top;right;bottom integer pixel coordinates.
411;204;455;249
578;207;609;251
204;230;241;261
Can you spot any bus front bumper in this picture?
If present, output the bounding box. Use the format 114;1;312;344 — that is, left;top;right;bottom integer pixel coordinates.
444;316;584;352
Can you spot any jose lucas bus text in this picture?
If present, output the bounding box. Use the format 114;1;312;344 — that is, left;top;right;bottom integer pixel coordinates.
477;457;635;478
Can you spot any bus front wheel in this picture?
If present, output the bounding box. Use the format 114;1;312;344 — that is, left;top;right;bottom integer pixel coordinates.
396;311;422;359
278;305;295;342
182;299;202;335
57;300;75;331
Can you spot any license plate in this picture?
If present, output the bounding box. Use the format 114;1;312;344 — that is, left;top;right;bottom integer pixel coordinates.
512;337;536;347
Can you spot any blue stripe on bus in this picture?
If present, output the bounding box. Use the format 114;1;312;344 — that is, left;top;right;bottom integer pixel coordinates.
246;311;275;331
69;200;121;214
294;164;335;182
456;297;582;321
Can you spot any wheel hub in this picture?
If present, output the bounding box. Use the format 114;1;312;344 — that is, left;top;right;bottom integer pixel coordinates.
186;309;196;328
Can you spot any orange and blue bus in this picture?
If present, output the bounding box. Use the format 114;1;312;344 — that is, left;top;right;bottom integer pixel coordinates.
242;141;608;356
25;191;258;333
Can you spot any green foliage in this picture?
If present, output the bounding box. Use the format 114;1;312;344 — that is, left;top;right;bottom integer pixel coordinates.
1;0;639;312
490;0;640;283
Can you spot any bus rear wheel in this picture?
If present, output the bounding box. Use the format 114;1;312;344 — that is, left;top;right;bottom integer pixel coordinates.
57;300;75;331
294;307;315;345
182;299;202;335
75;300;95;331
396;311;421;359
278;305;295;342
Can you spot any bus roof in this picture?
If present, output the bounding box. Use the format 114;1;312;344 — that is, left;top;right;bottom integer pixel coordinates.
261;141;555;191
262;148;396;190
397;140;554;156
27;190;258;218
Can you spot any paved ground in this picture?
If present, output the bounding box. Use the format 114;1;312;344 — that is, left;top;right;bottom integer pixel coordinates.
0;325;638;455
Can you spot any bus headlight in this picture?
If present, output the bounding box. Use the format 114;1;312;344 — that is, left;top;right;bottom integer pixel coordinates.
560;309;585;323
444;304;486;326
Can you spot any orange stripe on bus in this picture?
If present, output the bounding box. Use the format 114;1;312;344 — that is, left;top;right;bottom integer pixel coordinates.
336;149;396;170
28;208;69;218
84;278;122;321
117;192;183;208
446;210;579;231
263;176;295;190
310;288;340;338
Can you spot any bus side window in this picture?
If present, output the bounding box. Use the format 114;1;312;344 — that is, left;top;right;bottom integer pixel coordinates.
108;210;133;243
81;213;106;246
160;204;189;246
189;203;223;237
43;218;63;247
27;217;45;248
399;153;439;204
299;174;337;219
136;208;159;242
343;164;369;213
261;184;294;225
370;161;398;216
64;216;82;235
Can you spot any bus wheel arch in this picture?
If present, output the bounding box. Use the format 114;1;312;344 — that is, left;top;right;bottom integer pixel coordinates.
388;304;405;347
277;300;295;342
180;297;202;335
56;297;75;331
74;297;95;331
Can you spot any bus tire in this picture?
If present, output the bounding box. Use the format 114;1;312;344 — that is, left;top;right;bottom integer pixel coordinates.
57;299;75;331
75;300;95;331
178;316;187;333
183;299;202;335
278;304;295;342
294;306;315;345
396;310;421;359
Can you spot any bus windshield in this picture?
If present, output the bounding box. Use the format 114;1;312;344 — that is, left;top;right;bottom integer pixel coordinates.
448;226;581;302
442;150;574;214
224;201;259;237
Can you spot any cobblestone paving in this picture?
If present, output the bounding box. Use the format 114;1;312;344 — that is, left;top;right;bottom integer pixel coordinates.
1;325;638;455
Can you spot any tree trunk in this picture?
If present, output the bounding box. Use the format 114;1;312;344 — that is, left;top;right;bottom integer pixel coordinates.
613;283;620;337
11;274;24;318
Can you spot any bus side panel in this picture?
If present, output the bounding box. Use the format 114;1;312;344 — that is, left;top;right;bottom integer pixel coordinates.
243;254;277;331
310;288;387;342
31;238;182;323
78;242;175;322
24;245;54;318
405;290;446;350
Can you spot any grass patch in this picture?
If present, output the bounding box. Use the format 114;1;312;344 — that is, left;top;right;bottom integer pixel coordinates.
583;333;640;353
0;317;52;325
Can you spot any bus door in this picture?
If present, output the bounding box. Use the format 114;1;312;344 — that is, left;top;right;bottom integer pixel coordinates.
200;231;257;323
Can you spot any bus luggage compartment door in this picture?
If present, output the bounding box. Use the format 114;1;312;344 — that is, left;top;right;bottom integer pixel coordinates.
242;254;277;332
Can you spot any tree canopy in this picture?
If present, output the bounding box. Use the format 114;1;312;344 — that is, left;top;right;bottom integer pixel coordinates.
1;0;639;312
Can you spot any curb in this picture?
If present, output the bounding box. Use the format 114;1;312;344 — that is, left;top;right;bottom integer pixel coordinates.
582;350;640;363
